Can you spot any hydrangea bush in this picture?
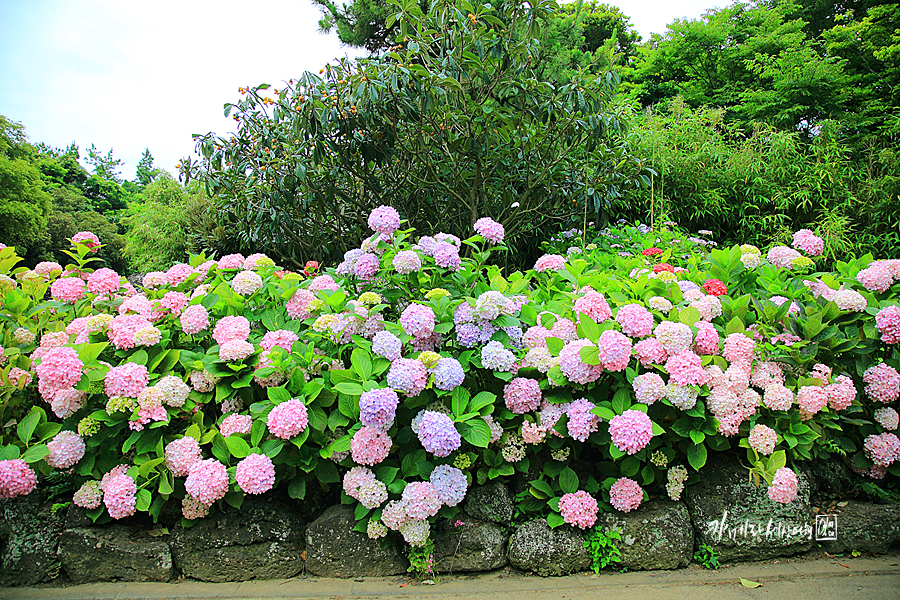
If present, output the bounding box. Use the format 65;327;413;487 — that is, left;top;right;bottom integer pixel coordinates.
0;211;898;548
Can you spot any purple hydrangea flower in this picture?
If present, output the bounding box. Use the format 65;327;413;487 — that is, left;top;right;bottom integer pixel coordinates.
359;387;400;430
417;411;461;457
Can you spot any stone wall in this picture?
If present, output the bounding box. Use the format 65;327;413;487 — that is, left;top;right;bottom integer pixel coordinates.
1;460;898;586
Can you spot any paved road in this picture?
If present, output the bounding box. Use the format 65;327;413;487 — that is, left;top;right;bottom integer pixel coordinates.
2;555;899;600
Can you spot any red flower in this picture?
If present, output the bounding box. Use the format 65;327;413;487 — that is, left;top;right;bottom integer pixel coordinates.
642;247;663;257
652;263;674;274
304;261;319;273
703;279;727;296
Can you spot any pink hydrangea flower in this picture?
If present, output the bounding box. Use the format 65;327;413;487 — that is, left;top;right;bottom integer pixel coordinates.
185;459;229;505
634;338;668;366
608;409;653;455
692;321;720;356
559;490;599;529
597;330;633;371
354;253;380;280
574;292;612;323
220;414;253;437
863;363;900;403
51;388;86;418
767;467;798;504
633;373;666;404
567;398;600;442
875;306;900;344
767;246;801;269
103;474;137;519
433;242;461;270
722;333;755;363
387;358;428;396
217;253;245;270
87;268;121;295
212;315;250;345
534;254;566;272
748;424;777;455
235;453;276;494
559;339;604;385
654;321;693;354
792;229;824;255
615;304;654;338
36;346;83;401
105;362;149;399
107;314;153;350
609;477;643;512
166;263;195;286
179;304;209;335
763;384;794;411
267;399;309;439
857;264;893;293
398;481;440;520
309;275;339;292
399;303;435;338
504;378;542;414
351;426;392;465
864;433;900;466
72;231;100;250
285;289;317;320
474;217;505;244
368;205;401;235
825;375;856;410
0;459;38;498
46;430;86;469
219;339;255;362
392;250;422;274
165;436;203;477
51;277;86;302
665;351;707;386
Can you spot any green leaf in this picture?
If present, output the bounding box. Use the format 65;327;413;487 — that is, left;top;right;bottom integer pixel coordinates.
338;393;361;420
687;443;708;471
251;420;266;447
559;467;579;494
546;337;564;356
225;436;251;459
678;306;701;326
288;477;306;500
261;439;284;458
267;386;291;404
21;444;48;463
547;512;566;528
620;456;640;477
17;407;41;446
468;391;495;413
580;344;600;366
333;382;364;396
530;479;555;497
135;488;152;512
350;348;373;381
690;430;706;445
576;314;600;342
725;316;745;335
211;434;230;464
461;419;491;448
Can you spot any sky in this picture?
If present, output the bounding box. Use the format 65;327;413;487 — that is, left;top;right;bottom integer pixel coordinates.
0;0;724;180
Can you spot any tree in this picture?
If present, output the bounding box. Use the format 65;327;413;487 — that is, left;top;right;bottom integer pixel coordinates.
191;0;650;268
134;148;163;186
312;0;409;52
84;144;124;183
630;0;848;136
0;156;51;255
